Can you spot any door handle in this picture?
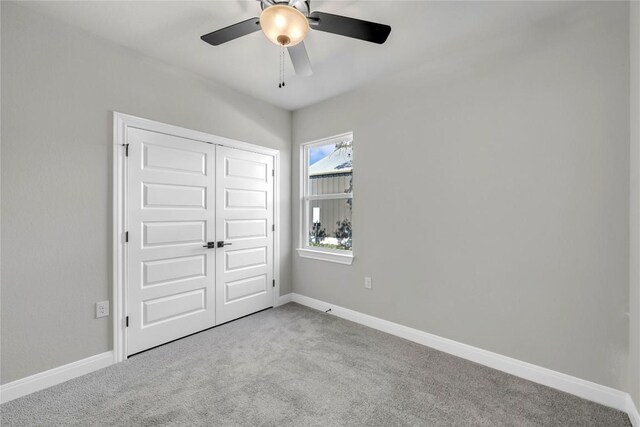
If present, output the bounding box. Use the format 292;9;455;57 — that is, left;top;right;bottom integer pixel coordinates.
202;242;216;249
217;241;232;248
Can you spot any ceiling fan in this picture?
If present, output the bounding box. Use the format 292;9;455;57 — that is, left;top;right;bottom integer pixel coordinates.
200;0;392;77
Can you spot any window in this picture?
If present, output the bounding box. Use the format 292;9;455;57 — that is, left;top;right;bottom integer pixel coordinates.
297;133;354;265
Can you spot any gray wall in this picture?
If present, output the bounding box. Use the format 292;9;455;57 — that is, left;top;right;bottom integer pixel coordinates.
0;2;292;384
292;2;630;390
630;0;640;408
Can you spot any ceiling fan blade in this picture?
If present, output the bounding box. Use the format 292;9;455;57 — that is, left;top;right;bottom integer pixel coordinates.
309;11;391;44
201;17;261;46
287;42;313;76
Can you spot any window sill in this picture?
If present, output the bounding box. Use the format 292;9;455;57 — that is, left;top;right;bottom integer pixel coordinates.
296;248;354;265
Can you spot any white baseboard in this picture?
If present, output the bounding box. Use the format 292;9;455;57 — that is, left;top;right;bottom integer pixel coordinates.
0;351;114;404
287;293;631;415
628;394;640;427
276;293;292;306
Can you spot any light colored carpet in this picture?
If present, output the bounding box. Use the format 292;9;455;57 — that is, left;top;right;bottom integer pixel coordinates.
0;303;631;426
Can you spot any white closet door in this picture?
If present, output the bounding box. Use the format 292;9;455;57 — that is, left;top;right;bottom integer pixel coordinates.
215;147;274;324
127;128;216;355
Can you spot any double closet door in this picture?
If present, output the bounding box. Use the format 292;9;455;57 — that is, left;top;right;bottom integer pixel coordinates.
126;128;274;356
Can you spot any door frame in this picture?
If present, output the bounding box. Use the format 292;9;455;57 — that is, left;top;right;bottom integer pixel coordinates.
112;112;281;363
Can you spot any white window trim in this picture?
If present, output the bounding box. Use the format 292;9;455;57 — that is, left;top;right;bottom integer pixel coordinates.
296;248;354;265
297;132;354;265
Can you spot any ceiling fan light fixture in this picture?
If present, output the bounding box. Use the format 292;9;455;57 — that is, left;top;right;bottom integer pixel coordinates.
259;4;309;47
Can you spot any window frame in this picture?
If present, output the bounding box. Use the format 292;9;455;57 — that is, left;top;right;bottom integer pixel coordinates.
297;132;354;265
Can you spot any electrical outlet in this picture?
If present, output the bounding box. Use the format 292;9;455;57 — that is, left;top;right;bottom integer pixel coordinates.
96;301;109;318
364;277;372;289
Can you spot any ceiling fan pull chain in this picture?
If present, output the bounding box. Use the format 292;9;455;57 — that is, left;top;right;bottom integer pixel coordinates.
278;44;282;88
278;43;286;89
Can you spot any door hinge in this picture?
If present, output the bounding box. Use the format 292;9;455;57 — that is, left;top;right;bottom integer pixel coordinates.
273;279;275;288
125;316;129;327
121;143;129;157
272;169;274;177
272;224;275;232
125;231;129;243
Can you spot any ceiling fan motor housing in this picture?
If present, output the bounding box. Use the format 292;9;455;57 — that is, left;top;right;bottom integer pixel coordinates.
261;1;311;17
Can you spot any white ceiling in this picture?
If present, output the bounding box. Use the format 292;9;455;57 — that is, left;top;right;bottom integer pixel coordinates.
19;1;576;111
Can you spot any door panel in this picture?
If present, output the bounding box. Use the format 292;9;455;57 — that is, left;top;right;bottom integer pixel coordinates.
226;157;268;181
225;219;267;240
143;183;206;209
127;128;216;355
142;255;206;287
143;144;207;174
142;221;206;247
225;188;268;209
216;147;274;324
143;288;206;326
225;274;267;302
225;247;267;271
